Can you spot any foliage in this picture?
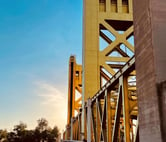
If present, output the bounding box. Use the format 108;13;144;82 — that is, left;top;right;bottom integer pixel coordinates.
0;129;8;142
0;118;60;142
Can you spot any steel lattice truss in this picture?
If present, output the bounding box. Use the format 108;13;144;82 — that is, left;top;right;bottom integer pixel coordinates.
64;57;138;142
64;0;139;141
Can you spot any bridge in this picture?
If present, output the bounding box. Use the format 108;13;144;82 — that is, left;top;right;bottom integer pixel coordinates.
63;0;166;142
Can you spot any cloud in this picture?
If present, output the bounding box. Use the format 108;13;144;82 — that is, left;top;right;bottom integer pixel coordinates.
34;81;67;132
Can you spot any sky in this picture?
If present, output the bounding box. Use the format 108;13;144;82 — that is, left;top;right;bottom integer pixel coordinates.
0;0;82;132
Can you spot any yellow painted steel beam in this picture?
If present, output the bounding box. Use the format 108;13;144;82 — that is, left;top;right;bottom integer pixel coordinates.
122;76;131;142
102;63;116;75
100;69;110;81
105;56;130;62
83;0;100;101
112;85;122;142
106;90;112;142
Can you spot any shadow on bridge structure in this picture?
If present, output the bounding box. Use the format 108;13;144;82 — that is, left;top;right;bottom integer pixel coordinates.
63;0;166;142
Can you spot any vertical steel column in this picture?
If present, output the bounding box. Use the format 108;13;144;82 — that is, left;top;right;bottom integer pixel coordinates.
82;0;99;139
87;99;92;142
96;98;99;142
70;118;73;140
106;89;112;142
122;76;130;142
67;57;75;125
83;0;100;101
112;78;123;142
106;0;111;12
81;104;85;140
117;0;122;13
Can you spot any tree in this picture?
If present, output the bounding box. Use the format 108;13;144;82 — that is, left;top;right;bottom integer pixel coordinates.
7;131;17;142
36;118;48;133
35;118;48;142
35;118;60;142
13;122;27;135
0;118;60;142
0;129;8;142
51;126;59;139
6;122;34;142
8;122;28;142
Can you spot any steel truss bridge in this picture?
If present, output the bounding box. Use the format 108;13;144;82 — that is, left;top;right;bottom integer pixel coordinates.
63;0;166;142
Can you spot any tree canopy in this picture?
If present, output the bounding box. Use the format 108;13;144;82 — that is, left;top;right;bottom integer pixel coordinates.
0;118;60;142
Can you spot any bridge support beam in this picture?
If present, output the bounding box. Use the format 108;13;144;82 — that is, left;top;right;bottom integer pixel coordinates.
133;0;166;141
87;99;92;142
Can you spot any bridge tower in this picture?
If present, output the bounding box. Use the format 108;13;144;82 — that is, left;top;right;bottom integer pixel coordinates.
82;0;135;140
83;0;134;101
67;56;82;125
64;0;139;141
66;56;82;140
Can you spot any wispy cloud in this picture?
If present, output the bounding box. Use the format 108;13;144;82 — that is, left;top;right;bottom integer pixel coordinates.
34;81;67;132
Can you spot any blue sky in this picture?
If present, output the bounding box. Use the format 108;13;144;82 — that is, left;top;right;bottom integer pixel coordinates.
0;0;82;131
